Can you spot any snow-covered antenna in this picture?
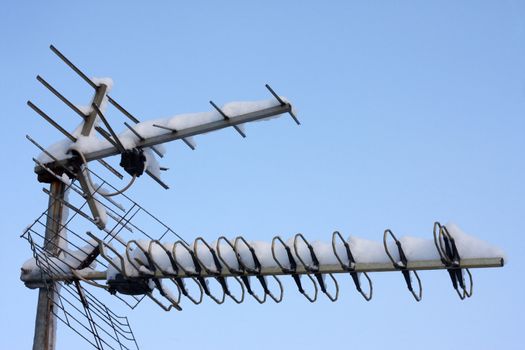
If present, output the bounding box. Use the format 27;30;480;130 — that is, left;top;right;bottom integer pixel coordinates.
22;45;504;350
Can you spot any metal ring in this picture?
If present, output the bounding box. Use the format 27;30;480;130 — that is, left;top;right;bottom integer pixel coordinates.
235;236;284;303
440;226;460;265
433;222;450;264
172;240;200;276
383;229;403;268
148;279;182;311
383;229;423;302
125;240;154;276
148;240;178;276
192;237;226;304
320;273;339;302
234;236;261;274
407;270;423;302
331;231;373;301
293;233;319;272
271;236;293;272
294;233;339;302
271;236;318;303
176;277;204;305
463;268;473;298
262;275;284;303
356;272;373;301
332;231;354;270
193;237;221;274
233;237;268;303
98;239;129;277
223;276;246;304
216;236;243;274
171;240;206;304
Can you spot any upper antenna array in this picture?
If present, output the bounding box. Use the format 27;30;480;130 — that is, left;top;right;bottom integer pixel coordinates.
30;45;299;188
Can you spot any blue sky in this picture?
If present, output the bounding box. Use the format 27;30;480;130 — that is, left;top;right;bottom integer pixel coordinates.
1;1;524;349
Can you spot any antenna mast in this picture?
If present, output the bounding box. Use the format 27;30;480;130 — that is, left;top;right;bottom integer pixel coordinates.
22;45;504;350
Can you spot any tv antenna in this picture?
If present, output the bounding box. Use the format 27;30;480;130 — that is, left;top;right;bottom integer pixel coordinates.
21;45;504;350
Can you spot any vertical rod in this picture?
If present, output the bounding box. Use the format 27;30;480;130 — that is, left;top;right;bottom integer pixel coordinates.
33;181;66;350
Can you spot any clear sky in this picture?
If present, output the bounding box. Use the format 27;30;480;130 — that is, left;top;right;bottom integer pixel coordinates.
1;1;524;349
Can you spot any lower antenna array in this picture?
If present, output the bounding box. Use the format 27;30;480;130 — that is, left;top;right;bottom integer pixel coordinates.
20;173;504;350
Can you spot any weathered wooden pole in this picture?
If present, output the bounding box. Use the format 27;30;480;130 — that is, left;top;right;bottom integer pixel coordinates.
32;180;65;350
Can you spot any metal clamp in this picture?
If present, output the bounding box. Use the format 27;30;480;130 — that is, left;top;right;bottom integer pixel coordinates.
332;231;373;301
383;229;422;302
293;233;339;302
271;236;318;302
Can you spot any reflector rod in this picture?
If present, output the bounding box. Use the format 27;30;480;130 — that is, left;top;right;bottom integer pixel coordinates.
107;96;140;123
50;45;97;89
152;124;196;150
36;75;87;120
265;84;300;125
28;101;76;142
145;169;169;190
209;100;246;138
123;122;164;158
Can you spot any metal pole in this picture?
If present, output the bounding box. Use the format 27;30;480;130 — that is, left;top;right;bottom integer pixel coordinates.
32;181;66;350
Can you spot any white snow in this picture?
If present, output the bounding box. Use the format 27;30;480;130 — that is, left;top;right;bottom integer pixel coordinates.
143;148;161;177
21;240;99;281
444;223;506;259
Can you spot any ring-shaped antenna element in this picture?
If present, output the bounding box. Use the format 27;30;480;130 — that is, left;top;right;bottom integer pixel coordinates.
234;236;266;303
148;279;182;311
126;240;154;276
193;237;222;275
174;238;225;305
293;233;320;272
234;236;284;303
191;237;230;304
223;276;246;304
383;229;423;302
434;224;474;299
216;236;243;274
332;231;373;301
293;233;339;302
214;237;246;303
172;240;209;304
148;240;178;276
172;240;201;277
234;236;261;274
173;277;204;305
433;222;450;264
271;236;318;302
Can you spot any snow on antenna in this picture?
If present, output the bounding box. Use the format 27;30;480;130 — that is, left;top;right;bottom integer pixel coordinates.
21;45;504;350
